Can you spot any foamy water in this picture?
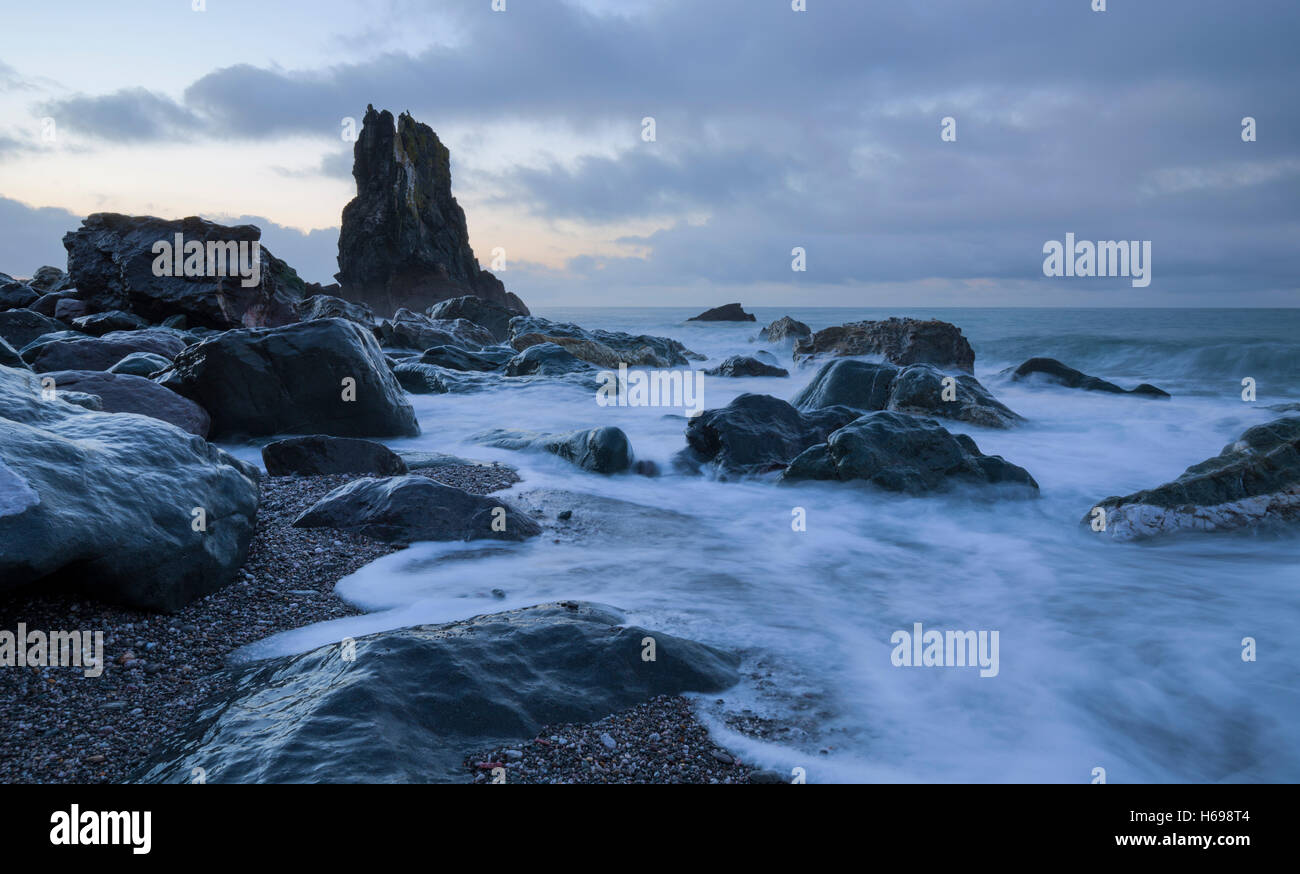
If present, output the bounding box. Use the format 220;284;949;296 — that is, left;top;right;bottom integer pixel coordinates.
229;307;1300;783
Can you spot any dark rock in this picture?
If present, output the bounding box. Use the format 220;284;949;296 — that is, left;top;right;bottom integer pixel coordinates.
418;344;513;372
392;361;495;394
509;315;700;366
504;342;595;377
781;411;1038;494
0;336;26;370
71;309;150;336
704;355;789;378
687;303;756;322
63;213;308;329
262;435;408;476
296;294;375;328
161;314;188;330
56;390;102;411
157;318;419;440
130;601;737;783
0;278;39;310
759;316;812;343
292;475;539;543
28;291;78;318
1007;357;1170;398
40;370;212;436
1086;417;1300;540
475;426;634;474
107;351;173;377
375;308;495;351
426;295;523;343
52;297;92;322
335;106;527;317
23;328;187;373
792;359;897;412
677;393;860;478
28;265;71;293
0;364;258;611
793;317;976;373
0;310;69;350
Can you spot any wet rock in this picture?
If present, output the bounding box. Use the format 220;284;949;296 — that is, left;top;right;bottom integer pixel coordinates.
107;351;173;378
375;308;495;352
504;342;595;377
677;393;860;478
157;318;418;440
704;355;789;378
0;276;40;310
1085;417;1300;540
759;316;811;343
0;309;67;350
1007;357;1170;398
475;426;634;474
0;336;25;370
39;370;212;436
687;303;756;322
292;475;539;543
23;328;188;373
793;317;976;373
262;435;408;477
418;344;513;372
509;316;700;367
28;265;72;293
781;411;1038;494
295;294;374;328
426;295;524;343
70;310;150;336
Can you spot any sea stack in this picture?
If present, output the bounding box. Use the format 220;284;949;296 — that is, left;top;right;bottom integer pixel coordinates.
335;105;528;318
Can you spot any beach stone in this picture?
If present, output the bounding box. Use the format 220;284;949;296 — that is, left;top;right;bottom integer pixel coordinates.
130;602;738;783
0;309;67;350
0;278;39;311
0;363;258;611
39;370;211;436
107;351;173;377
262;435;408;477
23;328;187;373
292;475;539;543
1086;417;1300;541
158;318;418;440
780;410;1038;494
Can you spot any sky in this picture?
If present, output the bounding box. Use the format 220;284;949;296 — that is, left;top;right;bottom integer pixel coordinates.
0;0;1296;307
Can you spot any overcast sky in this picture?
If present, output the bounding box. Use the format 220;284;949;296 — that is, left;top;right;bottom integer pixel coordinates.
0;0;1296;307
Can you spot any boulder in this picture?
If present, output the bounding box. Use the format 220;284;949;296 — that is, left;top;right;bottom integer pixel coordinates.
71;309;150;336
292;475;539;543
0;364;258;611
262;435;408;477
781;411;1038;494
1085;417;1300;541
475;426;634;474
792;359;1022;429
0;336;25;370
130;602;737;783
687;303;756;322
508;315;700;366
759;316;812;343
418;344;513;372
40;370;212;436
158;318;419;440
53;298;93;323
107;351;173;377
376;308;495;351
676;393;860;478
509;332;630;368
704;355;789;378
335;106;527;317
504;342;595;377
0;277;39;311
23;328;188;373
27;265;71;293
63;213;308;329
793;317;976;372
0;309;67;350
295;294;375;328
426;295;523;343
1007;357;1170;398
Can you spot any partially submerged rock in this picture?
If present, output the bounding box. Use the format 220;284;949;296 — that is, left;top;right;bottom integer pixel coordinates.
509;316;700;367
781;411;1038;494
1086;417;1300;541
1008;357;1169;398
687;302;756;322
793;317;976;373
262;435;408;477
0;364;258;611
504;342;595;377
476;426;634;474
704;355;789;378
426;295;523;343
292;475;539;543
130;602;738;783
759;316;811;343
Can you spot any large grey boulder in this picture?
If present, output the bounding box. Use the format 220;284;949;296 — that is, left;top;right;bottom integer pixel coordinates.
1086;417;1300;541
158;318;419;440
781;411;1038;494
39;370;211;436
292;475;539;543
23;328;188;373
474;426;634;474
130;602;737;783
0;364;259;611
63;213;308;329
262;435;408;477
426;295;523;343
793;317;976;372
509;315;701;367
759;316;812;343
0;309;66;350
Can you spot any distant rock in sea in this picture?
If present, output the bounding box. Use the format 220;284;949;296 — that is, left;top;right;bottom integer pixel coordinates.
759;315;811;342
1007;357;1170;398
335;106;528;318
793;317;976;373
687;303;756;322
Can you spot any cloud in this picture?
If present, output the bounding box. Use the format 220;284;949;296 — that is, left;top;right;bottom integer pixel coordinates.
38;87;203;142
